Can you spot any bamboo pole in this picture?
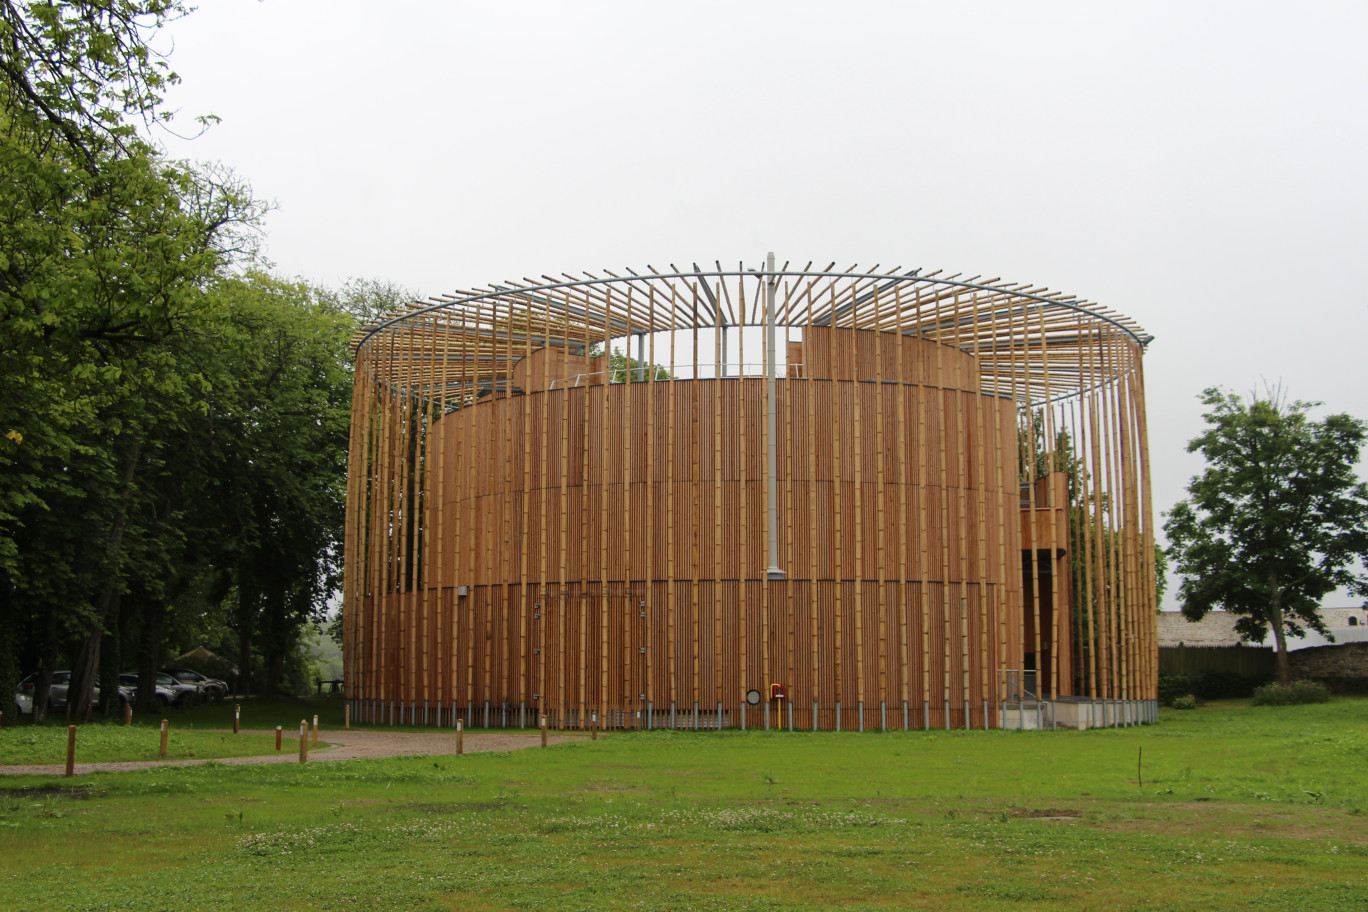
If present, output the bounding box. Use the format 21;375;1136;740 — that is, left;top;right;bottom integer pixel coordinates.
519;300;536;711
934;309;952;728
623;289;635;718
645;285;657;717
915;286;931;727
712;280;724;709
1038;303;1060;705
741;278;753;703
436;314;453;711
805;283;820;724
852;298;867;726
893;286;911;714
557;290;573;726
781;281;796;715
832;286;846;712
1133;349;1158;700
470;302;485;710
599;287;612;724
666;285;678;716
872;286;888;717
690;283;701;717
969;289;990;718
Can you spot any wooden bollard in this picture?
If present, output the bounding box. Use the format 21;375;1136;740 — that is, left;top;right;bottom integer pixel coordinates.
312;714;319;747
344;704;351;730
540;715;547;748
298;720;308;763
65;725;76;777
456;719;464;755
275;725;282;751
233;703;240;734
123;702;132;726
591;712;598;741
159;719;169;758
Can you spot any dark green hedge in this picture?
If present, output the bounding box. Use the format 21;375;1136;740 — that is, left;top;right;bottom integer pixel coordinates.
1157;671;1272;705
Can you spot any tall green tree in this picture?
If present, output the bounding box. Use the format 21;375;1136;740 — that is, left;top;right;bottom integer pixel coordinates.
202;274;352;696
1164;388;1368;685
2;2;351;717
0;0;261;717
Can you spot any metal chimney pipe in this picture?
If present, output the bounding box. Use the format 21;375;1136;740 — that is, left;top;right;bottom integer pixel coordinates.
765;252;784;580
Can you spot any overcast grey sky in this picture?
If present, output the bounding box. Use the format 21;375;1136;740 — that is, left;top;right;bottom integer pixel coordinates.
158;1;1368;605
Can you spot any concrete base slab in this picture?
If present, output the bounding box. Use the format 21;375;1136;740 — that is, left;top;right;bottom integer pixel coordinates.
999;699;1157;730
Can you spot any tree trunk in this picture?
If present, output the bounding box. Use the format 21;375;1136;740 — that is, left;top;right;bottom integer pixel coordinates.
237;621;253;698
265;649;286;698
261;578;292;697
138;595;167;713
33;611;57;723
68;439;141;719
1268;576;1291;687
0;582;21;721
68;628;102;722
99;620;121;719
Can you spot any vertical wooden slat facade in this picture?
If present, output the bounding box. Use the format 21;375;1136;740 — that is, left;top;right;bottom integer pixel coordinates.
344;264;1157;729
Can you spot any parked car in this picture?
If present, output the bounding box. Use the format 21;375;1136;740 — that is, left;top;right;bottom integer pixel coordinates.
118;673;177;710
14;671;131;715
161;667;228;703
154;672;199;708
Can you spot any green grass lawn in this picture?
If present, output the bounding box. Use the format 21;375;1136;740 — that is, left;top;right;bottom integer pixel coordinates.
1;698;1365;911
0;696;347;763
0;723;285;765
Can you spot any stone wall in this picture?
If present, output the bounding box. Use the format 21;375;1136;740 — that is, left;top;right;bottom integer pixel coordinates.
1288;642;1368;678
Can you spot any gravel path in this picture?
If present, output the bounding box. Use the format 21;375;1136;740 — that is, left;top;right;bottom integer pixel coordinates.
0;729;596;777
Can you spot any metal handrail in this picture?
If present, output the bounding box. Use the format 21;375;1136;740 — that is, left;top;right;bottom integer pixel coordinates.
547;363;807;388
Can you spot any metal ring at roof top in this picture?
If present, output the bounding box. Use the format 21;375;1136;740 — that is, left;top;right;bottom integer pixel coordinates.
352;265;1153;353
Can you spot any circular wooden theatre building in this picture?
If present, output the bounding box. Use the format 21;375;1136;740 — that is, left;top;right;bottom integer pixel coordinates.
344;260;1159;731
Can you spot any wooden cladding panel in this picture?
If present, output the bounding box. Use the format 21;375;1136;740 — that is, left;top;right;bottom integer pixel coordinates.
804;327;974;387
436;380;1001;492
433;483;1019;588
428;380;1018;589
358;579;1005;720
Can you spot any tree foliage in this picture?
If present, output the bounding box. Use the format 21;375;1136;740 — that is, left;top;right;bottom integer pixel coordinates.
0;2;347;719
332;276;416;328
586;344;671;383
204;274;352;697
1164;388;1368;685
0;1;190;153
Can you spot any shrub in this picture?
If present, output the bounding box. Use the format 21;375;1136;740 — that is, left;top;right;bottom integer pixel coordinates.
1159;671;1271;702
1251;680;1331;706
1193;671;1268;700
1170;694;1199;710
1312;677;1368;696
1158;674;1194;706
